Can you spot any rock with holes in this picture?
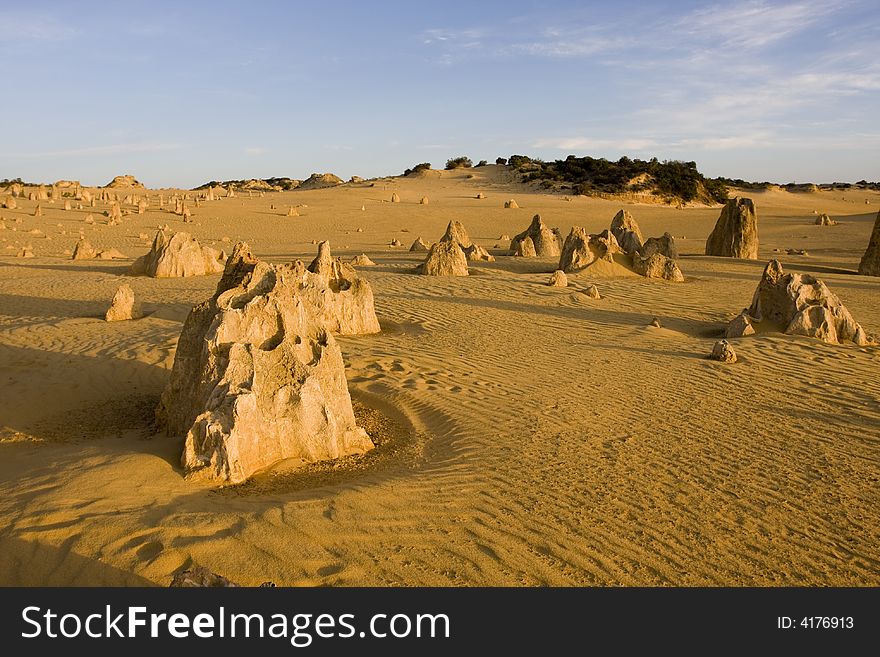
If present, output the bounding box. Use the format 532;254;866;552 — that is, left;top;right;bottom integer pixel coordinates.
416;240;469;276
509;214;561;257
130;231;226;277
858;210;880;276
306;241;380;335
739;259;868;345
610;210;643;254
105;284;140;321
709;340;737;363
156;243;375;484
705;197;759;259
558;227;622;273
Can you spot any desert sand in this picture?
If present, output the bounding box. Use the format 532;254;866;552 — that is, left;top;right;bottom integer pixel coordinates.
0;165;878;586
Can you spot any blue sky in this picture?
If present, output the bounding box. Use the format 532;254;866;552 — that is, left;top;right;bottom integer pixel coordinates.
1;0;878;187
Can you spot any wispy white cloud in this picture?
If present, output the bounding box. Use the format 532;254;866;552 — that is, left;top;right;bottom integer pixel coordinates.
0;14;81;43
533;137;658;151
7;143;182;159
678;0;846;50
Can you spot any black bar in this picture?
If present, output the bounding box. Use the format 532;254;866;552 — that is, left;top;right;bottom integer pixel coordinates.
0;587;875;654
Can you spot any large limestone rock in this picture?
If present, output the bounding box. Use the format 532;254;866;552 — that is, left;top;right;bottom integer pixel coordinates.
156;243;375;484
105;174;144;189
610;210;643;254
299;173;343;189
306;241;381;335
439;220;472;248
816;213;837;226
416;240;469;276
857;210;880;276
631;252;684;282
129;230;226;278
705;197;759;259
508;214;561;257
558;227;621;273
105;284;140;321
439;220;493;262
736;260;868;345
638;232;679;260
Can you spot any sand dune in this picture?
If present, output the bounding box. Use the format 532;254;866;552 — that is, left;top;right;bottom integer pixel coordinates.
1;167;878;586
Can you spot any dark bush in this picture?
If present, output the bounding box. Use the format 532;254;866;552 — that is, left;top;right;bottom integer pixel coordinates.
403;162;432;176
445;156;473;170
475;160;488;167
495;157;507;165
507;155;533;169
517;155;728;203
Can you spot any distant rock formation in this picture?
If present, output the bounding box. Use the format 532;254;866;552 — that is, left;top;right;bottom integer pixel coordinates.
815;213;837;226
105;174;144;189
409;236;431;252
504;199;519;209
705;197;759;259
465;243;495;262
610;210;643;254
105;284;140;321
156;243;375;484
857;210;880;276
419;196;429;205
558;227;621;273
416;240;469;276
439;220;493;261
508;214;562;257
733;260;869;344
129;230;226;278
350;254;375;266
391;192;401;203
298;173;343;189
72;238;98;260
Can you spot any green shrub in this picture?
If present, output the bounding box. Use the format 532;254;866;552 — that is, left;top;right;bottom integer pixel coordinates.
403;162;432;176
445;156;473;170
